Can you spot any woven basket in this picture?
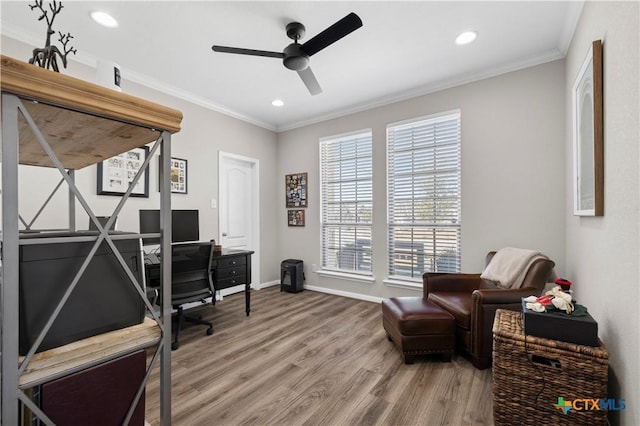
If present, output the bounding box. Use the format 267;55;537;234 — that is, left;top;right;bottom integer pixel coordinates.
492;309;609;426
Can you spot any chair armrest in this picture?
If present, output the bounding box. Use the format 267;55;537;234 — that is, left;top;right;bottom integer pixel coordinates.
468;286;541;362
471;286;540;305
146;287;159;306
423;272;481;297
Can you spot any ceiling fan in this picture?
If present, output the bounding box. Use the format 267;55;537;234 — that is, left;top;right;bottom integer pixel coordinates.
211;12;363;96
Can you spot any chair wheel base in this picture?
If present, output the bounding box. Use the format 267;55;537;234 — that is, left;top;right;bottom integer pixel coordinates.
206;327;214;335
171;341;180;350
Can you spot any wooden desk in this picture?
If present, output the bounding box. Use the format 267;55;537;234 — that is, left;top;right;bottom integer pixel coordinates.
146;247;254;316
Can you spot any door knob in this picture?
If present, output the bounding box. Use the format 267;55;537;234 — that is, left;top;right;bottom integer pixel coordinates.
222;232;228;236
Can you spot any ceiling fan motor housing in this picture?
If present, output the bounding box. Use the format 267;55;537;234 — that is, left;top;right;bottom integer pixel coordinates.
283;43;310;71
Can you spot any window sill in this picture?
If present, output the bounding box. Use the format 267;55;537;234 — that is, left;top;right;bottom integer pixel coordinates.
317;270;375;284
383;278;422;291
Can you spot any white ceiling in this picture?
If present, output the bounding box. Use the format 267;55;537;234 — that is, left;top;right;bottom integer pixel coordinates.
1;1;583;132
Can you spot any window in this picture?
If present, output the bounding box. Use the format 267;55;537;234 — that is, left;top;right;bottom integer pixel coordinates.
320;130;373;275
387;111;461;281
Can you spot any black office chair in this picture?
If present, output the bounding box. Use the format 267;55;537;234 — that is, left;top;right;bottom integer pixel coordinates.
170;242;215;350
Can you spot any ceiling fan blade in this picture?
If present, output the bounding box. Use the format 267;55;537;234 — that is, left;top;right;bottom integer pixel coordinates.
301;12;363;57
212;45;284;59
297;67;322;96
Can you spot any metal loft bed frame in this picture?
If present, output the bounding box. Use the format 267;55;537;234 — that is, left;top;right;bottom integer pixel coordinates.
0;55;182;426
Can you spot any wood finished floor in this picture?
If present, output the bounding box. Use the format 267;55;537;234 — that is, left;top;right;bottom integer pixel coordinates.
145;286;494;425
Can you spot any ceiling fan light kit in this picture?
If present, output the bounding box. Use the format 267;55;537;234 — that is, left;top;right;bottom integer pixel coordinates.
212;12;363;96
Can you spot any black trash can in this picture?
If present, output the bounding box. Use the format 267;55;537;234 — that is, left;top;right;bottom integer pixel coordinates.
280;259;304;293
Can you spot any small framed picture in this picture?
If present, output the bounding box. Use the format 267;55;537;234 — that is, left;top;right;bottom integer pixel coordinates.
97;146;149;197
285;172;307;208
170;157;188;194
288;209;305;227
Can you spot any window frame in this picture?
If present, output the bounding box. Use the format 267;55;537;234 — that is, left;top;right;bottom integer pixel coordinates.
386;110;462;283
319;129;374;279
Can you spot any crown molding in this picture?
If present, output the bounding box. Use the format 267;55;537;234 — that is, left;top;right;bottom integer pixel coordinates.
558;0;584;56
558;1;585;56
276;48;566;132
121;68;277;132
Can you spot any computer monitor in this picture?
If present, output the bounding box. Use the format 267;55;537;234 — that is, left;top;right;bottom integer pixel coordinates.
139;210;161;245
88;216;116;231
172;210;200;243
139;209;199;245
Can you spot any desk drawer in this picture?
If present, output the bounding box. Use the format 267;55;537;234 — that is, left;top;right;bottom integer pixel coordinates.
217;265;246;280
217;255;246;269
216;275;247;290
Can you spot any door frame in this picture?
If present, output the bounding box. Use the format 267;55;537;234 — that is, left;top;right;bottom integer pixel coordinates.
218;151;261;290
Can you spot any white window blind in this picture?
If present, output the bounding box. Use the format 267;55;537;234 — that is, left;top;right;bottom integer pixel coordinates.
387;111;461;280
320;130;373;275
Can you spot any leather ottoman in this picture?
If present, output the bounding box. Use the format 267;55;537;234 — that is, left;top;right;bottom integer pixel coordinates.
382;297;456;364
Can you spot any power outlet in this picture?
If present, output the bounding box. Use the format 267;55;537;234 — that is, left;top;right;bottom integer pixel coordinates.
210;199;217;209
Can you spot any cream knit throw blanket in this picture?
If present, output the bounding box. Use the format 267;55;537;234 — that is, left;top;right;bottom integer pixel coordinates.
480;247;548;289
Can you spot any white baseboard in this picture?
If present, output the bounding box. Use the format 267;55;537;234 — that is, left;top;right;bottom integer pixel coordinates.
303;284;383;304
215;280;280;301
212;280;382;305
258;280;280;289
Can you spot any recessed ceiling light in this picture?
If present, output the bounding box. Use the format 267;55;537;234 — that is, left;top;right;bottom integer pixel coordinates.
455;31;477;45
272;99;284;107
90;11;118;28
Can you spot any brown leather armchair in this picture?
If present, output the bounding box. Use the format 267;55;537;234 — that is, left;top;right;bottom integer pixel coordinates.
424;251;555;369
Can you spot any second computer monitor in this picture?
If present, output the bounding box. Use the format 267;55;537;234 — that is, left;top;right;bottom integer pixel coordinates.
139;209;199;244
172;210;200;243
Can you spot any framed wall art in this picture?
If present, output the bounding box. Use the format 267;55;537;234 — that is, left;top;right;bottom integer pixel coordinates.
170;157;188;194
97;146;149;197
288;209;305;227
286;172;307;208
572;39;603;216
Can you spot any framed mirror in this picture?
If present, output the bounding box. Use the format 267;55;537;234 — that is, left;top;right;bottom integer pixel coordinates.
572;39;603;216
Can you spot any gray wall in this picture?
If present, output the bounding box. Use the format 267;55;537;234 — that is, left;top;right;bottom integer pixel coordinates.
277;59;566;300
564;2;639;425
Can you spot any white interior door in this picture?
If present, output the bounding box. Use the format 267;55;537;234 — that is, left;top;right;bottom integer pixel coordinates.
218;152;260;287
